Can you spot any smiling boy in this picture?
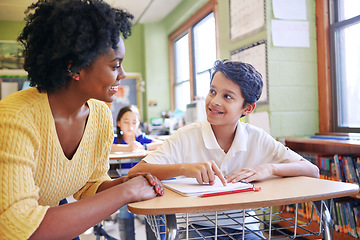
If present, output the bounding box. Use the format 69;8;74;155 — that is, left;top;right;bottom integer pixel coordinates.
129;60;318;184
129;60;319;239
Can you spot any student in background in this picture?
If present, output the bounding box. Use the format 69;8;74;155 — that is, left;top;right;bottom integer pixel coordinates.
129;59;319;239
111;105;163;152
0;1;163;240
111;105;163;240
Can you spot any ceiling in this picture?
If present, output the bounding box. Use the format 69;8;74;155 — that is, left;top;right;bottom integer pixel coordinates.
0;0;183;24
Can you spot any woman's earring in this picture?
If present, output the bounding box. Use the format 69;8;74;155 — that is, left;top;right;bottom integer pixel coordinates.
68;68;79;80
119;130;123;135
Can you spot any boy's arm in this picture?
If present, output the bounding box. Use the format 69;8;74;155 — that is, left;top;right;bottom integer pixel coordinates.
226;159;319;183
129;160;227;186
271;159;320;178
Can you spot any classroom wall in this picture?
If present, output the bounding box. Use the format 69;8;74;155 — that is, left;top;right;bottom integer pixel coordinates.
0;0;319;139
142;23;171;122
121;24;146;118
266;0;319;138
0;21;24;40
141;0;319;139
122;24;145;76
139;0;208;122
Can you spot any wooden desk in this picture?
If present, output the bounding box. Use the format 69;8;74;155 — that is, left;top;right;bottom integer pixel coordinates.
108;151;147;178
109;150;148;160
128;177;359;239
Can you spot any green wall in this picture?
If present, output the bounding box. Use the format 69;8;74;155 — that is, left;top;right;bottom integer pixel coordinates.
161;0;208;35
142;23;170;122
0;21;24;40
266;0;319;138
122;24;145;75
121;24;146;119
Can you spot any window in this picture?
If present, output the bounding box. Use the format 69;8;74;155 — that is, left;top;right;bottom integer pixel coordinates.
329;0;360;132
173;33;191;111
193;13;217;100
169;1;218;112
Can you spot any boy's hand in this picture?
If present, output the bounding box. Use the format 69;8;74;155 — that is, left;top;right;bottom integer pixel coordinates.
226;164;274;183
181;161;226;186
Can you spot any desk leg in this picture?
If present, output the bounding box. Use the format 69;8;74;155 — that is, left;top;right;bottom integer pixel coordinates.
312;200;333;240
165;214;177;240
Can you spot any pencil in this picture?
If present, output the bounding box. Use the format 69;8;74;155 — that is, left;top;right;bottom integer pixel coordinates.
131;130;135;142
201;187;261;198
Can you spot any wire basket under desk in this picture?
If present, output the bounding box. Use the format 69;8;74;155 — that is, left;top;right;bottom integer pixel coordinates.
145;200;332;240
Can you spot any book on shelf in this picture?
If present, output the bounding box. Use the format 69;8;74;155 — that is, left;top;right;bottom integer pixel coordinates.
299;152;360;184
332;198;360;238
295;152;360;238
284;202;321;222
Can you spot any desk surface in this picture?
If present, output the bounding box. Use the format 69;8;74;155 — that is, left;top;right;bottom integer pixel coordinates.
109;150;148;160
128;176;359;215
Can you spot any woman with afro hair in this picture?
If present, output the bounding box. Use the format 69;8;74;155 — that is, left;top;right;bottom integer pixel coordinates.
0;0;163;239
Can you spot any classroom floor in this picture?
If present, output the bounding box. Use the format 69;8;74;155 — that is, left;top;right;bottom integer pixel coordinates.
79;216;147;240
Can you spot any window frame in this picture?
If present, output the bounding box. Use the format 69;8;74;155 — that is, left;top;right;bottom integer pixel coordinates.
168;0;219;110
316;0;360;134
328;0;360;133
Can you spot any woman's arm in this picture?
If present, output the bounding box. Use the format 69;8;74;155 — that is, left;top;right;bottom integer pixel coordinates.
29;175;162;240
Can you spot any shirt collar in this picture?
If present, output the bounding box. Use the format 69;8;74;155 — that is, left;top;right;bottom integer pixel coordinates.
231;121;248;152
201;120;248;152
201;120;220;149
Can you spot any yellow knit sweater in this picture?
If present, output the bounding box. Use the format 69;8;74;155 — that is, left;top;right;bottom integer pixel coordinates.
0;87;113;240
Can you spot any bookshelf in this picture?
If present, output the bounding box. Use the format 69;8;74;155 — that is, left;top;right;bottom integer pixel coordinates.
284;137;360;155
284;137;360;239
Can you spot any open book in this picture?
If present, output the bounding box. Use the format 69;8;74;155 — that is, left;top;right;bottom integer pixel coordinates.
162;176;256;197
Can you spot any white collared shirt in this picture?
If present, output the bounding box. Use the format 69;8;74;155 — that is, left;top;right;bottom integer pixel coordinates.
144;120;303;177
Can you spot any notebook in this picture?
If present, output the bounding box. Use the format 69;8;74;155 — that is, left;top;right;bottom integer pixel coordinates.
162;176;255;197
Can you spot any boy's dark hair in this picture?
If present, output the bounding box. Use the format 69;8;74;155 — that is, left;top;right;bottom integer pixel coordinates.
211;60;263;107
116;105;139;144
18;0;133;92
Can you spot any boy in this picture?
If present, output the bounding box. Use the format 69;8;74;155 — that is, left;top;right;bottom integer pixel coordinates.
129;60;319;239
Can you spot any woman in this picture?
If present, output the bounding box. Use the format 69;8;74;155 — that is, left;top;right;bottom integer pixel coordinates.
112;105;163;152
0;0;163;239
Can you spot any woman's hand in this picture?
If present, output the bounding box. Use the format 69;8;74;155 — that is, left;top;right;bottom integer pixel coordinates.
226;164;274;183
122;172;164;196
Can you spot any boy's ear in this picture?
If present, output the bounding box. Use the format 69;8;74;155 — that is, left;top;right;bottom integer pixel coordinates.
242;103;256;116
